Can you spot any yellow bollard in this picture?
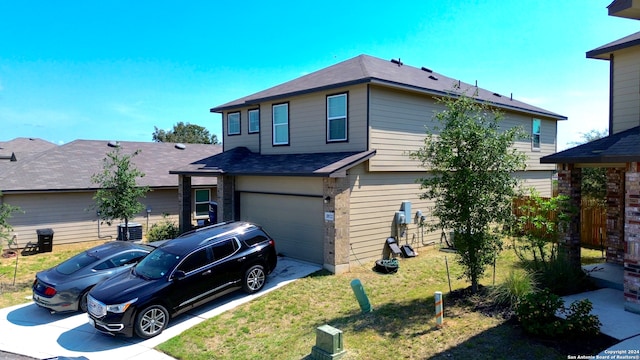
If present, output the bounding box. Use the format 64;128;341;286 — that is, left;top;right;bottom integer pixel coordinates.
435;291;443;327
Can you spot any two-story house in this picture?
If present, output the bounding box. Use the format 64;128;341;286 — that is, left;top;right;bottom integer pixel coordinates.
171;54;566;273
541;0;640;313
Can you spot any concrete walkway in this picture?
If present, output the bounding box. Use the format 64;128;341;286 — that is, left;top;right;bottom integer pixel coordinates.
0;257;322;360
560;263;640;356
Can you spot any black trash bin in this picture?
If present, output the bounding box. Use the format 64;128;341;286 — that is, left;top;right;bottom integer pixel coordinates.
36;228;54;253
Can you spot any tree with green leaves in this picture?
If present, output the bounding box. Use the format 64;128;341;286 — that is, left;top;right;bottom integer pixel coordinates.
0;191;21;252
91;147;150;241
410;95;528;293
569;129;608;203
152;122;219;144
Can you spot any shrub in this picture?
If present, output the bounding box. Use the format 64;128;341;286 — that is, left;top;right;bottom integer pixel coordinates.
147;216;180;242
516;288;601;338
489;269;536;309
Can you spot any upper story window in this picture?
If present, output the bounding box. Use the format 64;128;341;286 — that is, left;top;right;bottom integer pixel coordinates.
532;119;541;151
272;103;289;145
248;109;260;134
327;93;347;142
194;189;210;218
227;112;240;136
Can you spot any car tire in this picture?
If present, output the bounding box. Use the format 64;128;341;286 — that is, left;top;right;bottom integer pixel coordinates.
135;304;169;339
243;264;266;294
79;289;91;313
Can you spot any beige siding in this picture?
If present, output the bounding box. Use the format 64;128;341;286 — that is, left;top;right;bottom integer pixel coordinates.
236;176;323;195
3;188;209;247
513;170;553;198
261;85;368;154
222;108;261;153
347;165;553;263
368;86;444;171
368;86;557;171
348;164;440;263
612;48;640;134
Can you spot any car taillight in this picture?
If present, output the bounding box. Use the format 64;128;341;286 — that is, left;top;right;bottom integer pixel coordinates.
44;287;56;296
269;239;275;246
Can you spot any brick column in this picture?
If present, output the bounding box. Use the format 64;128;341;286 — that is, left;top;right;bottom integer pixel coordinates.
323;177;351;274
557;164;582;269
217;175;235;222
178;175;192;234
624;162;640;314
606;168;625;264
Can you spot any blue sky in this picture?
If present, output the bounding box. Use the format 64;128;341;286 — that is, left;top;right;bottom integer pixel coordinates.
1;1;638;150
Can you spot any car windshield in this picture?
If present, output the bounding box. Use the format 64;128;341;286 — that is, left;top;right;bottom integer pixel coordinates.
56;250;99;275
134;248;181;280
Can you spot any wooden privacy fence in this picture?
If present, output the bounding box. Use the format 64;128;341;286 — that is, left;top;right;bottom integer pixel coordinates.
512;196;607;248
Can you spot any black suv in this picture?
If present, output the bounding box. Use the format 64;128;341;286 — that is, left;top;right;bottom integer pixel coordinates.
86;221;277;338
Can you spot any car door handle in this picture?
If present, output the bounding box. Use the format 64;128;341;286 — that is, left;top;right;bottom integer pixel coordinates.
237;257;246;262
202;270;211;275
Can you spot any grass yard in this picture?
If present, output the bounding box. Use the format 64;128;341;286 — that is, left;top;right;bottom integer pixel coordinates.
0;240;609;359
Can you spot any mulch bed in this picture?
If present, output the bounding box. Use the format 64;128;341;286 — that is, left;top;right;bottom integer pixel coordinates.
445;286;619;357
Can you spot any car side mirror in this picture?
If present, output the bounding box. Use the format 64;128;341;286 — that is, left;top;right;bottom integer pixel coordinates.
173;270;186;281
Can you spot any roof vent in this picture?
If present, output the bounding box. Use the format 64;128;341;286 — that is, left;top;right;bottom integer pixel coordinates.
493;93;502;97
429;75;438;81
390;58;403;66
421;67;433;73
175;143;186;150
107;141;120;148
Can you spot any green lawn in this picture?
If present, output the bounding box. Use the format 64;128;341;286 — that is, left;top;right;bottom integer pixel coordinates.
0;241;607;359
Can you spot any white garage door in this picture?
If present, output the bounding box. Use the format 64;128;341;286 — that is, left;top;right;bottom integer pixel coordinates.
240;193;324;264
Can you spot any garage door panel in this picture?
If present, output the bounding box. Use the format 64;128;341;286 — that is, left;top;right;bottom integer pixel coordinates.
240;193;324;264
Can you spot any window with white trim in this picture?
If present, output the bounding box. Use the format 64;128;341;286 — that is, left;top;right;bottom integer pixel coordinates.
532;118;541;150
272;103;289;145
227;112;240;135
248;109;260;133
194;189;210;217
327;93;347;142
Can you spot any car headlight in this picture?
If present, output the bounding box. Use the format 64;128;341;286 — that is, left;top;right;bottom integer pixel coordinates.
106;298;138;313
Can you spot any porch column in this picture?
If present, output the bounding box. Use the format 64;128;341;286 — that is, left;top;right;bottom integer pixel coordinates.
624;162;640;313
606;168;625;264
178;175;192;234
217;175;235;222
557;164;582;269
323;177;351;274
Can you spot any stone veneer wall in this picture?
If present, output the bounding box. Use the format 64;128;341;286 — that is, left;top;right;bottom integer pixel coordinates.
557;164;582;268
323;177;351;274
624;162;640;313
607;168;626;265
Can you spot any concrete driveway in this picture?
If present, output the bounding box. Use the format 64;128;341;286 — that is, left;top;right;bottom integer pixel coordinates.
0;257;322;360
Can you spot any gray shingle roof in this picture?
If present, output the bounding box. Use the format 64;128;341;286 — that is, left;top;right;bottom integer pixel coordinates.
210;54;567;120
587;31;640;60
540;126;640;164
170;147;376;178
0;140;222;192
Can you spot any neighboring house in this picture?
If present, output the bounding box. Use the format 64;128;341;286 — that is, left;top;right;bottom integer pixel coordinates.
171;54;566;273
0;139;221;247
541;1;640;313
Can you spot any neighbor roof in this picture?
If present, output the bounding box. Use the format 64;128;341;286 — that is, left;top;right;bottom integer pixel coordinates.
540;126;640;164
170;147;376;178
587;31;640;60
0;137;57;159
0;140;222;192
211;54;567;120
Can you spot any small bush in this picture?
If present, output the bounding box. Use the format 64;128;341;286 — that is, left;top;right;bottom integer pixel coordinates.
516;289;565;337
147;217;180;242
489;269;536;309
516;288;601;338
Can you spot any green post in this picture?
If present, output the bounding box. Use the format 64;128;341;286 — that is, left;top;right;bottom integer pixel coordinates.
350;279;372;313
